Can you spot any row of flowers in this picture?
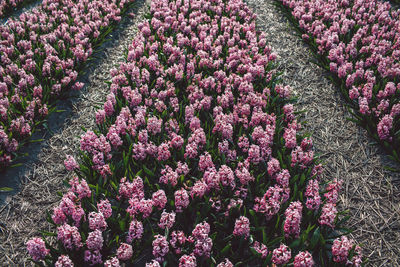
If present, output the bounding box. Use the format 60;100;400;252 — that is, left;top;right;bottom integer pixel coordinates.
0;0;136;171
26;0;362;266
276;0;400;165
0;0;37;19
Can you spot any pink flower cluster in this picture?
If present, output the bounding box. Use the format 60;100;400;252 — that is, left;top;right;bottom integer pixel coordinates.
170;231;186;255
152;235;169;262
318;203;337;228
0;0;32;18
293;251;314;267
324;179;342;204
64;155;79;171
233;216;250;239
332;236;362;266
127;219;144;243
305;179;321;210
254;185;289;220
252;241;268;258
283;201;303;238
217;259;234;267
179;254;197;267
55;255;74;267
280;0;400;151
117;243;133;261
158;210;176;229
272;244;291;265
192;222;213;258
26;237;49;261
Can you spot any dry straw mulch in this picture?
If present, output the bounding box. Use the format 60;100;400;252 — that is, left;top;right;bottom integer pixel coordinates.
0;1;148;265
246;0;400;266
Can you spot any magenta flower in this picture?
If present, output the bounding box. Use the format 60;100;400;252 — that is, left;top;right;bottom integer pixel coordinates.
146;260;161;267
26;237;49;261
175;188;190;213
252;241;268;258
117;243;133;261
55;255;74;267
64;155;79;171
69;177;91;200
86;230;103;251
97;199;112;219
104;257;120;267
318;203;337;228
284;201;303;238
293;251;314;267
324;179;342;204
267;158;281;177
127;219;144;243
88;212;107;231
272;244;291;265
216;259;234;267
377;115;393;141
332;236;362;266
152;189;168;209
233;216;250;239
84;250;103;265
158;210;176;229
179;254;197;267
57;224;83;250
192;222;212;257
152;235;169;262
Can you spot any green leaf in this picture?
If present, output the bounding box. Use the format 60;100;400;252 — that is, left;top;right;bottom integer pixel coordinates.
119;219;126;231
30;138;45;143
336;215;350;227
289;238;301;249
10;163;23;168
40;231;57;237
221;242;231;255
310;227;320;249
0;187;13;192
299;173;306;186
143;165;155;177
268;236;283;247
262;228;267;244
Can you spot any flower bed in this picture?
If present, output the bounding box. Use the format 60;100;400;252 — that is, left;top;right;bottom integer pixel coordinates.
276;0;400;166
27;0;361;266
0;0;136;171
0;0;38;19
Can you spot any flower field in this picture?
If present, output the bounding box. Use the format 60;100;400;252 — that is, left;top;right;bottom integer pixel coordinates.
0;0;37;18
23;0;364;265
1;0;400;266
0;0;137;170
276;0;400;166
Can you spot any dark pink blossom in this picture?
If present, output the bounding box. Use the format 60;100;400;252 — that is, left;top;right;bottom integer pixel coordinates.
55;255;74;267
152;235;169;262
26;237;49;261
117;243;133;261
294;251;314;267
272;244;291;265
233;216;250;239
